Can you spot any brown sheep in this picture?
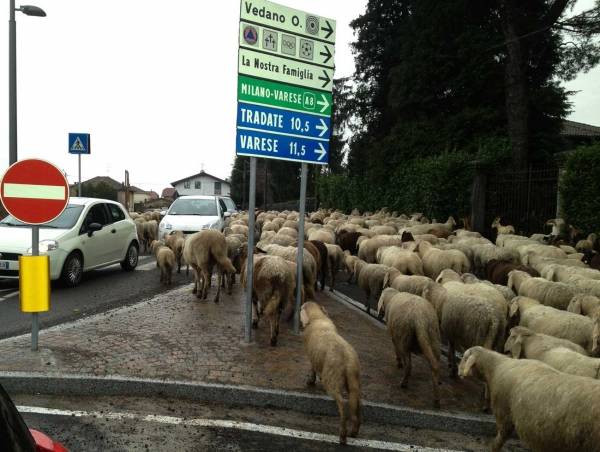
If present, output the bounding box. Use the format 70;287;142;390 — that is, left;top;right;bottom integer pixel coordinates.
182;230;236;303
300;302;361;444
335;231;361;256
378;288;441;408
251;255;295;346
486;259;539;286
151;240;176;285
303;241;322;291
309;239;328;291
164;231;185;274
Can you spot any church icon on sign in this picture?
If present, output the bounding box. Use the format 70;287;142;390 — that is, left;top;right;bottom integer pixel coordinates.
243;25;258;46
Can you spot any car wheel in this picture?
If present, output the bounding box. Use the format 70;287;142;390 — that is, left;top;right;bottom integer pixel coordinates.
60;252;83;288
120;242;139;271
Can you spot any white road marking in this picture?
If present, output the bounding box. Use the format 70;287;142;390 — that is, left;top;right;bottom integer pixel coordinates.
136;261;158;271
17;405;462;452
0;290;19;301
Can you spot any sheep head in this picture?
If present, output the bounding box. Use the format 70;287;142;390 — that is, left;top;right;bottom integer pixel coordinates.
458;347;484;378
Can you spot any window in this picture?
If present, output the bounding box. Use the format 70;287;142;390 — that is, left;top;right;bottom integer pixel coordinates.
184;181;191;189
80;203;110;234
107;203;126;223
168;198;217;216
218;198;227;215
195;181;201;189
214;182;222;195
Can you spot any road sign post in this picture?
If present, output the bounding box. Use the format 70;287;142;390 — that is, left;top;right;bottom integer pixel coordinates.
236;0;336;340
0;159;70;351
68;133;90;197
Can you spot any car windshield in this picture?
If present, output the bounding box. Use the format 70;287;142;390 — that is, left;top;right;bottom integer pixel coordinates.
0;204;85;229
223;198;237;211
168;199;217;216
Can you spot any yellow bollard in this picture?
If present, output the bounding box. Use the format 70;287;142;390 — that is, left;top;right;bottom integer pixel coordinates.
19;255;50;312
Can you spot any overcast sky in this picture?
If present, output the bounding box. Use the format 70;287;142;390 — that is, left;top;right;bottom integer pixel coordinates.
0;0;597;195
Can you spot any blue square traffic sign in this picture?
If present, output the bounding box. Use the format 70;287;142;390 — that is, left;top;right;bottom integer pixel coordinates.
68;133;90;155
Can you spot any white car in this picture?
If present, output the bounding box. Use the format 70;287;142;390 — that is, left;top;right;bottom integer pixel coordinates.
158;195;229;238
0;197;139;287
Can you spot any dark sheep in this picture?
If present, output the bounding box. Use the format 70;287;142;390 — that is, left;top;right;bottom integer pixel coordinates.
401;231;415;243
309;239;329;291
336;231;361;256
583;250;600;270
486;259;540;286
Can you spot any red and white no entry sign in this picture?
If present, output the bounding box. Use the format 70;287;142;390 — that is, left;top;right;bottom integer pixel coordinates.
0;159;70;225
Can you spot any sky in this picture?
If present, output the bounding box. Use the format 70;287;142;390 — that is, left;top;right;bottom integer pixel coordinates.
0;0;597;195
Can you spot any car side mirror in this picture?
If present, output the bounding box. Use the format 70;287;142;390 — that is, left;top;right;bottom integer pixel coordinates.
87;222;102;237
224;211;231;218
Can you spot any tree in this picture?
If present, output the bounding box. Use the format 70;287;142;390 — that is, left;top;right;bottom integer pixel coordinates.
497;0;600;169
81;181;118;201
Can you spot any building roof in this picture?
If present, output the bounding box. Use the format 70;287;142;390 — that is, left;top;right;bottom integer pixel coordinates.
561;120;600;138
81;176;122;190
171;170;230;187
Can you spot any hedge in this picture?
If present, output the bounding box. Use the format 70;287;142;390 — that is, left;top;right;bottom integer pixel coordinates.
560;143;600;233
317;151;476;219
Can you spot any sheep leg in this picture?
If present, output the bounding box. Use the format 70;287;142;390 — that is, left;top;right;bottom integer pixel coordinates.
251;301;259;328
348;386;361;438
400;354;411;388
481;384;491;413
213;272;222;303
334;394;348;445
177;257;181;274
306;369;317;386
490;419;513;452
448;342;458;378
269;312;279;347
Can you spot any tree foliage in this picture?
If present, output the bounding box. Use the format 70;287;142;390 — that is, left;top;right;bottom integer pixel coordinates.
560;143;600;233
81;181;118;201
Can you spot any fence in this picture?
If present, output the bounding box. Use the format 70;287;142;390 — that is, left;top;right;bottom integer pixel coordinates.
481;166;559;237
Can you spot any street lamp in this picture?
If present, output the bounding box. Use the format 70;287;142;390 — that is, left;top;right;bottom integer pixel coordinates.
9;1;46;166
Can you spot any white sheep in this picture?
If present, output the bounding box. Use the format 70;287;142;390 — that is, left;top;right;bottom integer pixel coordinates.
505;327;600;380
509;296;600;356
376;246;424;276
508;269;577;310
416;240;470;280
567;294;600;318
377;288;441;408
459;346;600;452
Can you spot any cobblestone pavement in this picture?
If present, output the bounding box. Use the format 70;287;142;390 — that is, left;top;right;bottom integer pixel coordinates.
0;280;484;414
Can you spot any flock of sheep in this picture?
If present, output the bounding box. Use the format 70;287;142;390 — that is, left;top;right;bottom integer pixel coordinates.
136;207;600;450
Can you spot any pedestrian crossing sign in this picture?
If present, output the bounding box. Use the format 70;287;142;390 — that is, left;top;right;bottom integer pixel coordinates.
68;133;91;154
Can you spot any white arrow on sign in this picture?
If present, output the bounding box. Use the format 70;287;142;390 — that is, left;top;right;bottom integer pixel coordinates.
315;142;327;161
316;94;329;114
316;119;328;137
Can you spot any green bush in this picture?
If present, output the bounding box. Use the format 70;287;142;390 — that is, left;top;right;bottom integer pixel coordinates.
317;151;476;218
560;144;600;233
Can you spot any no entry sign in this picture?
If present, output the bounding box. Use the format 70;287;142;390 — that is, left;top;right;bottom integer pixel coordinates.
0;159;69;225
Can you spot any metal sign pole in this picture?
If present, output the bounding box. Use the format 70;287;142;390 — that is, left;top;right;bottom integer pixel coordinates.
78;154;82;197
31;225;39;351
294;163;308;334
244;157;257;343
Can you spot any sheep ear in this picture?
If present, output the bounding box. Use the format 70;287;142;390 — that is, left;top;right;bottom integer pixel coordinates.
510;335;523;359
509;301;520;318
320;305;329;317
459;353;477;377
383;272;391;289
568;299;582;315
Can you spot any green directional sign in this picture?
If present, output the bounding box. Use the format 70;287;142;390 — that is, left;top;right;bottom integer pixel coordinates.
239;48;333;91
239;21;335;69
238;75;332;116
240;0;336;44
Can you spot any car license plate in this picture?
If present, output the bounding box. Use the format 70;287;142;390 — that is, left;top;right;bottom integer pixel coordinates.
0;261;11;270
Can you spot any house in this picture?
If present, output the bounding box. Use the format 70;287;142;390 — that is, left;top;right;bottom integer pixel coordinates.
170;170;231;197
69;176;152;211
561;120;600;149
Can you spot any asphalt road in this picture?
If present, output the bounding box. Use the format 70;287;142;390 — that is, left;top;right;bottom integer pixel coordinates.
12;394;529;452
0;254;192;339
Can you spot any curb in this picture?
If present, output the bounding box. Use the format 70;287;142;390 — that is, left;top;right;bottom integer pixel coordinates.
0;371;496;437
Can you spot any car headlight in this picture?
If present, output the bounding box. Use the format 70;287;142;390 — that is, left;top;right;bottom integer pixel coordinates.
27;240;58;254
161;222;172;230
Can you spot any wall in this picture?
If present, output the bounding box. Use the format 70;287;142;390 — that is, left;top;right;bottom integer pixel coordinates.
174;175;231;197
